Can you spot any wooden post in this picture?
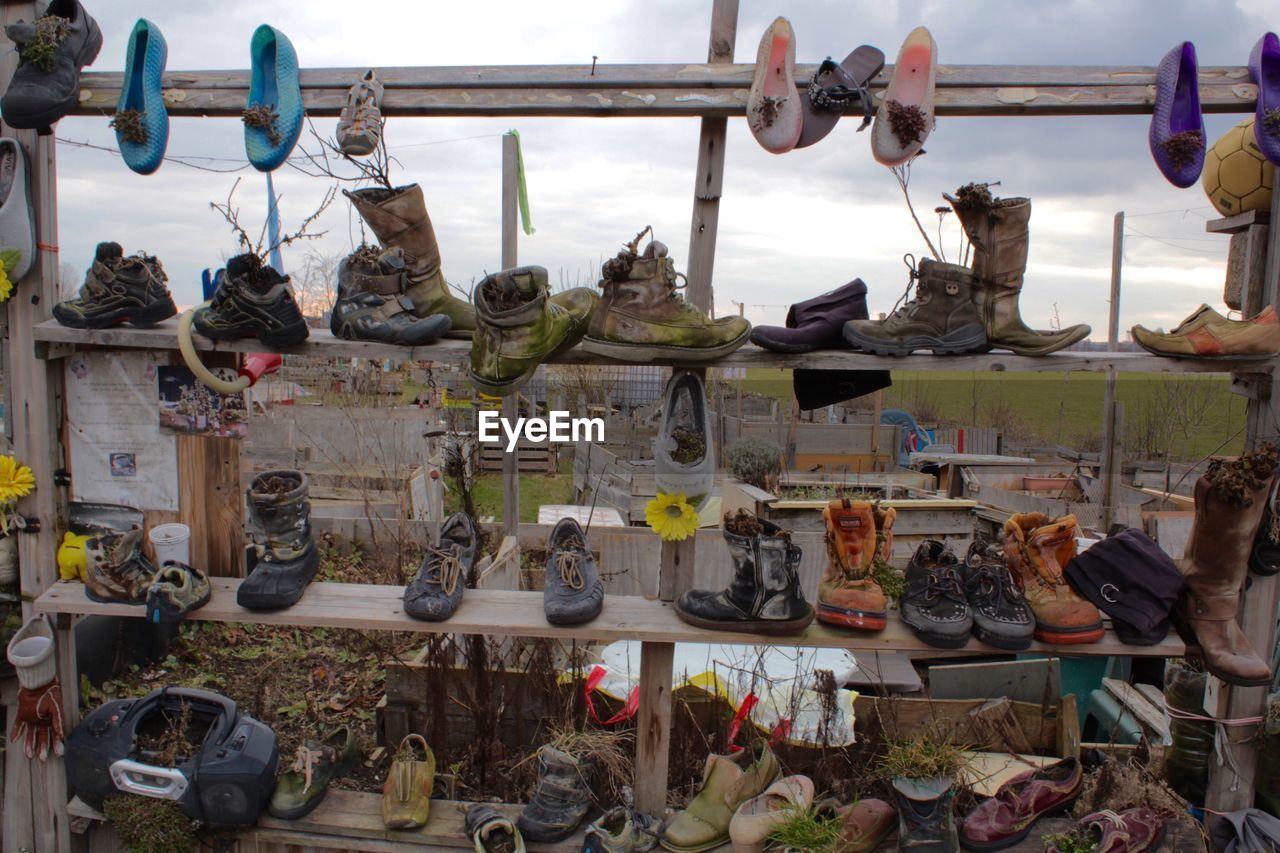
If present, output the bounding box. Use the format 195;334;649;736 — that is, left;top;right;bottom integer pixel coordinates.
501;132;519;537
1100;212;1123;530
634;641;676;816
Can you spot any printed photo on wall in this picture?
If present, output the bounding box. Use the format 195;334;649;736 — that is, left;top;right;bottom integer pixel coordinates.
158;366;248;438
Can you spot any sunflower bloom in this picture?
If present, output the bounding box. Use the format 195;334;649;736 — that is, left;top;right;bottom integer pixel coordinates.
0;267;12;303
645;492;699;541
0;456;34;505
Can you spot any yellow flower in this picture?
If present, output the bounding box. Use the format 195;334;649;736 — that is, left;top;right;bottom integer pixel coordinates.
645;492;699;541
0;266;12;303
0;456;34;505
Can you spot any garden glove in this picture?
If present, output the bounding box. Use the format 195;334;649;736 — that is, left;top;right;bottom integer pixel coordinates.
10;680;65;761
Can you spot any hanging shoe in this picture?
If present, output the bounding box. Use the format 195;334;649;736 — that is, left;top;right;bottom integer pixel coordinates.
1149;42;1206;188
53;242;177;329
1003;513;1104;645
746;17;802;154
403;511;477;622
192;253;309;349
336;69;385;157
83;527;154;604
0;138;34;283
661;743;780;852
0;0;102;130
654;371;714;506
331;245;451;344
516;746;594;843
871;27;936;167
382;734;435;830
145;561;211;625
901;540;972;649
544;517;604;626
268;726;360;819
113;19;169;175
238;469;320;611
797;46;884;149
1250;33;1280;166
468;804;527;852
1132;303;1280;359
843;257;988;356
244;25;303;172
816;499;895;632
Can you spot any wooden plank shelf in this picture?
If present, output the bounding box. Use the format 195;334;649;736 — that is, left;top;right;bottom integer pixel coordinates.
31;319;1273;375
35;578;1185;658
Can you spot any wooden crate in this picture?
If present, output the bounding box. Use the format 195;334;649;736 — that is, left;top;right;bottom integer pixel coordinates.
478;441;558;475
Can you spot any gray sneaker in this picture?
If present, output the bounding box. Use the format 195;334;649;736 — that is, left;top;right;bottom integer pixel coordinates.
336;69;384;157
404;512;477;622
1;0;102;129
544;518;603;625
655;371;714;505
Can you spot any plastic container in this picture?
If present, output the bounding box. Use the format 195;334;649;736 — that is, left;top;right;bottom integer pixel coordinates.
7;615;55;689
148;523;191;567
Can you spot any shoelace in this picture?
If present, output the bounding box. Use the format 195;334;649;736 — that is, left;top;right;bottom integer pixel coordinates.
922;567;965;602
966;564;1023;604
554;541;586;591
289;743;325;793
423;546;463;595
888;254;923;319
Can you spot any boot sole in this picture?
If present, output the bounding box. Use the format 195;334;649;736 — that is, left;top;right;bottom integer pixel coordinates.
580;328;751;363
959;793;1080;851
973;625;1034;652
198;317;310;350
660;838;730;853
1173;618;1274;686
816;605;886;632
468;365;537;397
236;548;320;611
674;603;815;636
905;623;972;650
986;326;1093;357
843;323;987;356
1033;623;1105;645
52;297;177;330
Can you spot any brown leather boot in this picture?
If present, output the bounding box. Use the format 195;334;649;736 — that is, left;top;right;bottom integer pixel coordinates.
1002;512;1105;644
1179;447;1278;686
816;499;895;631
345;184;476;336
944;184;1091;356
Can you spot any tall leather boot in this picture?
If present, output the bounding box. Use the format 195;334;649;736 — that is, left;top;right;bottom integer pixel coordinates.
944;184;1091;356
238;469;320;611
345;184;476;336
1178;447;1278;686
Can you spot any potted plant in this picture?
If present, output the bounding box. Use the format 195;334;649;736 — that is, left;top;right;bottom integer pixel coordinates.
881;729;969;852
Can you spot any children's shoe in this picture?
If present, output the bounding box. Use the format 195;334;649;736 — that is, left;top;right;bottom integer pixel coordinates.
584;806;662;852
244;25;303;172
83;527;154;604
516;746;594;842
1;0;103;129
145;561;211;625
192;253;309;349
336;69;384;157
331;245;451;345
114;19;169;175
871;27;936;166
746;17;802;154
53;242;177;329
467;804;527;852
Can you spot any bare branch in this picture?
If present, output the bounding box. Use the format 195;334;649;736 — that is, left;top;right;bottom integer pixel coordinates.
208;177;255;253
891;158;941;261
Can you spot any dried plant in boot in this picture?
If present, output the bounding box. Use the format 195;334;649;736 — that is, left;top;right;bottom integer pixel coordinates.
600;226;652;284
669;426;706;465
110;109;148;144
242;105;283;146
886;100;928;147
1265;107;1280;137
478;276;531;312
948;181;1001;213
1207;442;1279;507
1159;129;1206;170
20;15;70;72
1068;757;1185;820
724;509;766;539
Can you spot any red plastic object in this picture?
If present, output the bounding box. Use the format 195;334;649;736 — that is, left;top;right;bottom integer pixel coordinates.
239;353;283;387
583;665;640;726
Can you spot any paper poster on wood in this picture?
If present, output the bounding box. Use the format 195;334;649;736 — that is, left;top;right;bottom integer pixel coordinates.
158;366;248;438
67;351;180;510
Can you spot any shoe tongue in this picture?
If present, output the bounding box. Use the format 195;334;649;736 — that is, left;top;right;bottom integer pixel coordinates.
95;242;124;264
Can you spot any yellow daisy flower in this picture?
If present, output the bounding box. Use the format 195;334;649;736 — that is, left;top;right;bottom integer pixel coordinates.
645;492;699;541
0;456;34;505
0;266;12;303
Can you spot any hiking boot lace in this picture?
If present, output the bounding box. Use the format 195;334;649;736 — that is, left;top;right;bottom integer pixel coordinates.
888;254;923;319
554;540;586;591
423;546;463;594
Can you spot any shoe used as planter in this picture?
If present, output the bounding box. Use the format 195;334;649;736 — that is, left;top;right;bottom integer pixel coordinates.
843;258;988;356
746;17;802;154
336;69;384;157
1252;477;1280;576
1251;33;1280;166
83;527;154;604
675;511;814;636
584;228;750;362
661;743;780;852
470;265;597;396
815;796;895;853
244;25;303;172
817;499;895;632
1132;303;1280;359
404;511;477;622
382;734;435;830
113;19;168;175
797;46;884;149
584;806;662;853
517;745;594;843
901;540;972;649
144;561;211;625
346;183;477;336
1044;807;1165;853
1;0;102;130
960;757;1082;851
193;253;309;349
1149;42;1205;188
729;775;815;853
751;279;873;354
331;245;451;345
53;242;177;329
871;27;936;166
891;776;959;852
961;540;1034;651
544;517;604;625
1002;513;1104;645
269;726;360;820
655;371;714;505
238;470;320;611
0;137;34;283
468;804;527;852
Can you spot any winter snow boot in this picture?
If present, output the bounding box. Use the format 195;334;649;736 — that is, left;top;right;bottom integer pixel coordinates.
584;227;750;362
345;183;476;336
944;184;1091;355
1;0;102;129
962;539;1035;651
1177;446;1278;686
842;258;987;356
331;245;451;344
83;527;154;604
816;498;896;632
237;469;320;611
192;252;309;349
470;265;596;396
891;776;959;852
403;510;477;622
145;561;211;625
661;743;780;852
901;540;972;650
53;242;177;329
1002;512;1104;645
674;511;814;635
517;746;594;843
544;516;604;626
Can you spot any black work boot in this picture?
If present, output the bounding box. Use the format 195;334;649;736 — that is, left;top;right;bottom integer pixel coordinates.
675;511;815;636
891;777;959;852
238;469;320;611
193;253;309;349
404;511;477;622
843;258;987;356
517;746;594;842
83;526;155;604
53;242;177;329
544;517;604;625
900;540;972;649
331;245;451;345
1;0;102;129
961;539;1034;651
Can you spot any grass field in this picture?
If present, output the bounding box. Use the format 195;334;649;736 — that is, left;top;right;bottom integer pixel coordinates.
445;457;577;523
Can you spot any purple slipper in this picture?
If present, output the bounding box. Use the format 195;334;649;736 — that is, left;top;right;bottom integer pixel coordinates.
1149;42;1205;188
796;46;885;149
1250;32;1280;166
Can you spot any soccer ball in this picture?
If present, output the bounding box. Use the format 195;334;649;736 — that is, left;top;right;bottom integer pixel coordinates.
1202;117;1274;216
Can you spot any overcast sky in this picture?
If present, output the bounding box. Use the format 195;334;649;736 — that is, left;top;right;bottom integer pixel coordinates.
42;0;1277;337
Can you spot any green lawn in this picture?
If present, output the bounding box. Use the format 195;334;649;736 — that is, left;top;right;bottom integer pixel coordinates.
444;457;577;523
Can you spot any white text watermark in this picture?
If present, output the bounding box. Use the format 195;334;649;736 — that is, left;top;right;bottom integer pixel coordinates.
477;411;605;451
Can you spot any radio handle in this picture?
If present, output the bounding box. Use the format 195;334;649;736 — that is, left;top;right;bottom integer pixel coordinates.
109;759;191;801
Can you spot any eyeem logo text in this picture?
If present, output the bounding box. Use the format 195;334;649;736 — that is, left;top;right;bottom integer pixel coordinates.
478;411;605;452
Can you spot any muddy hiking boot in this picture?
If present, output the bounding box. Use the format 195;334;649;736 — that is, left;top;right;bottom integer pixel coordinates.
470;265;597;396
346;183;476;337
1002;512;1104;645
269;725;361;820
902;540;972;649
404;510;477;622
662;743;780;852
145;561;211;625
1;0;102;130
584;227;750;362
193;252;309;349
675;511;814;635
544;517;604;625
238;469;320;611
517;745;594;843
83;526;154;604
817;498;896;632
944;183;1091;356
843;257;987;356
962;539;1035;651
53;242;177;329
331;244;451;345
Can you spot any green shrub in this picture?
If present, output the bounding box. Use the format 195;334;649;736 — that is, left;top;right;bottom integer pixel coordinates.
728;437;782;492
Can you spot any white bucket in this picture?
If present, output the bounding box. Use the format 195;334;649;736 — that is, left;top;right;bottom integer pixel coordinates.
148;523;191;567
7;615;55;689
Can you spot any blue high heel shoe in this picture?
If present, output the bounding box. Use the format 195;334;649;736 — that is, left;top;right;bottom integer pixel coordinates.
114;19;168;175
244;24;303;172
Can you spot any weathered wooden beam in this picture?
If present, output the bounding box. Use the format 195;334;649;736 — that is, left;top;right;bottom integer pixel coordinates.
634;641;675;816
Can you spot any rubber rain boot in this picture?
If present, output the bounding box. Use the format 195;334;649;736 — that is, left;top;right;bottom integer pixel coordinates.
238;469;320;611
